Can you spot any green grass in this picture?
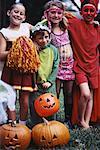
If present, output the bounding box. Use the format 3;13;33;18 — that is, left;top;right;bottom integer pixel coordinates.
27;90;100;149
28;126;100;150
27;124;100;149
1;90;100;150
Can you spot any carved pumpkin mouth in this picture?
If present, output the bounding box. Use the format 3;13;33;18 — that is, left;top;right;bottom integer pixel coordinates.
43;102;55;109
4;134;21;150
5;144;20;150
48;141;52;144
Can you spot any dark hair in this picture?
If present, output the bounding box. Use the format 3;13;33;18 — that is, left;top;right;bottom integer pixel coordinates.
81;0;97;10
31;29;50;41
9;3;25;11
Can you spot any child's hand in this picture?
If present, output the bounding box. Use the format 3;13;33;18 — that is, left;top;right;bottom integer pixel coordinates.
64;11;76;19
33;84;38;91
42;82;51;88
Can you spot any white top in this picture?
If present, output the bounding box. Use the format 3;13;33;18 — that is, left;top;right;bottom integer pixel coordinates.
0;23;30;41
0;23;31;78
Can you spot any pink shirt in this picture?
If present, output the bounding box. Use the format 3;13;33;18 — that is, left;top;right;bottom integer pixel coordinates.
51;30;70;47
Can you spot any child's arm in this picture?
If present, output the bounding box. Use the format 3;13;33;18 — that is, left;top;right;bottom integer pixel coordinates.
38;62;47;83
64;11;76;19
29;24;34;31
47;45;60;84
26;22;34;31
32;72;38;91
0;33;8;61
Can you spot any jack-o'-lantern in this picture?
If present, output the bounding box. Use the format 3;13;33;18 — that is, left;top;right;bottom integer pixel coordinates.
0;125;3;143
1;122;31;150
34;93;60;117
32;118;70;148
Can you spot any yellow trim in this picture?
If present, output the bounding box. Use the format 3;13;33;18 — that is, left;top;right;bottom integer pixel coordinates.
13;86;34;92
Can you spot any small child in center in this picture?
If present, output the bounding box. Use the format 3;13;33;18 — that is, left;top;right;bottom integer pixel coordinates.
29;22;60;126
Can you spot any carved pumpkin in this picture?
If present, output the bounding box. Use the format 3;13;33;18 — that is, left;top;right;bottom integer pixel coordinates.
32;119;70;148
0;125;3;143
1;123;31;150
34;93;60;117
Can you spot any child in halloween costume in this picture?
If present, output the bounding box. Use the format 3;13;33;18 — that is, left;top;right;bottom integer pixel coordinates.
0;80;16;124
43;0;75;124
64;0;100;128
0;3;40;124
29;22;59;126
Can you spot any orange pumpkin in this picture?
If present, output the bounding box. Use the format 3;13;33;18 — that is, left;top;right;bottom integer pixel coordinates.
34;93;60;117
32;119;70;148
1;123;31;150
0;125;3;143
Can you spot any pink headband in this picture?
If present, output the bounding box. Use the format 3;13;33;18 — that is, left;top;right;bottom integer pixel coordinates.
43;8;64;29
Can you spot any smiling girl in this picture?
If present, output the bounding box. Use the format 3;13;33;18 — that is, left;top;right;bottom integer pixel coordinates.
0;3;38;125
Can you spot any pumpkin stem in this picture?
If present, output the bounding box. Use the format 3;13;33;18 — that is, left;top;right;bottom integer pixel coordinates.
42;117;49;125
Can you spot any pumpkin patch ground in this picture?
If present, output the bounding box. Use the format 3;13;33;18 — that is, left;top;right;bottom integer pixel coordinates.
0;91;100;149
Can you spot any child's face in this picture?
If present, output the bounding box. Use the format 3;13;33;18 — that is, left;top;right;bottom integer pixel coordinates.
7;4;26;26
34;31;50;49
81;4;97;23
47;6;64;24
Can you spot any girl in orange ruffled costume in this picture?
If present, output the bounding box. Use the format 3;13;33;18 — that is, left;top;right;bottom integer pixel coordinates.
0;3;40;125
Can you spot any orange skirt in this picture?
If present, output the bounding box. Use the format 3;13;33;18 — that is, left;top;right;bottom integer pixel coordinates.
71;68;100;125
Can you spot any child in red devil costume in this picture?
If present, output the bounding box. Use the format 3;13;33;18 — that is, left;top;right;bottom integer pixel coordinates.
65;0;100;128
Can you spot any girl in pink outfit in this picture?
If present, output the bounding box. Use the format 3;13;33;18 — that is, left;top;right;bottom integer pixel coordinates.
43;0;75;123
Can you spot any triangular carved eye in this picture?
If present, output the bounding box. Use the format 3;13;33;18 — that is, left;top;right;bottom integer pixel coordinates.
7;134;9;137
42;136;46;141
5;134;9;140
39;98;42;101
53;134;57;139
52;103;55;106
51;95;54;97
14;134;18;139
47;98;50;102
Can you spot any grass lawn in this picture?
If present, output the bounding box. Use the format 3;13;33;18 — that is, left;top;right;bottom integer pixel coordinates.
21;90;100;149
0;90;100;150
27;125;100;150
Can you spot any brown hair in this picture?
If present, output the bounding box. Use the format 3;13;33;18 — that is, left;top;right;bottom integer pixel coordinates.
81;0;99;10
31;29;50;41
44;0;67;31
44;0;65;11
9;3;26;12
